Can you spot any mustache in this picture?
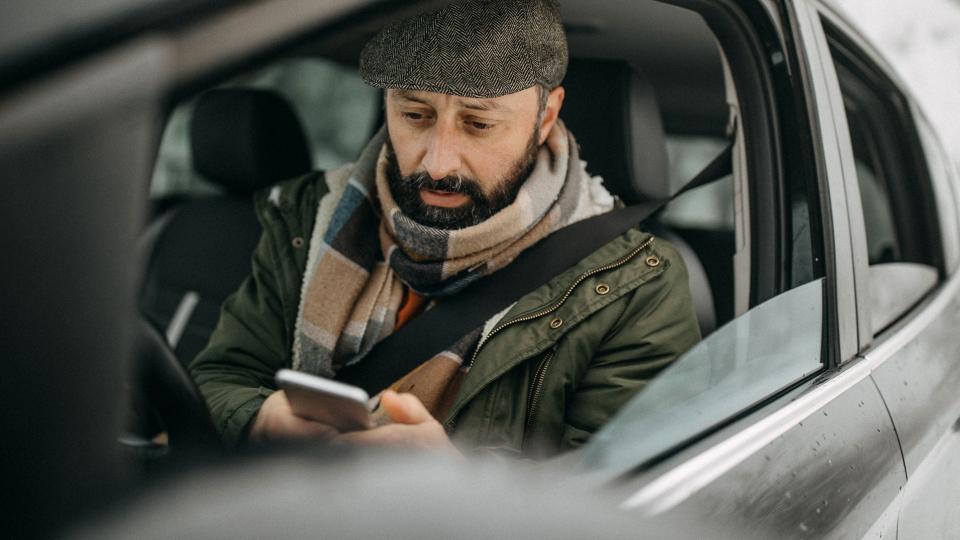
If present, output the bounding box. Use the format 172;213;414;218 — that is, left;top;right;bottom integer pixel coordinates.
403;172;485;201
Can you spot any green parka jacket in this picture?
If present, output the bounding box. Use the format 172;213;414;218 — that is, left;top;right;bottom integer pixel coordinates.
189;172;701;458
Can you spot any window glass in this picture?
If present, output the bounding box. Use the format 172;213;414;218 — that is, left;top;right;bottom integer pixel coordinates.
581;278;824;475
916;119;960;272
844;103;901;264
825;26;941;335
790;194;816;288
150;58;379;199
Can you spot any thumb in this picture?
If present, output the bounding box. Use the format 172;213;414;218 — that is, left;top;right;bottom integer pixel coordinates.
381;390;433;425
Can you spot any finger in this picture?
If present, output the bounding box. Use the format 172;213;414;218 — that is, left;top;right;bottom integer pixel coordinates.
283;415;340;440
334;425;404;446
381;390;433;425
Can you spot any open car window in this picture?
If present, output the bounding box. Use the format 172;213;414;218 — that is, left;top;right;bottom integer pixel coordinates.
577;1;825;474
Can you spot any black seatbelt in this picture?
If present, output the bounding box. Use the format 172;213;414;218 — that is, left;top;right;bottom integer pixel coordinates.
337;142;734;395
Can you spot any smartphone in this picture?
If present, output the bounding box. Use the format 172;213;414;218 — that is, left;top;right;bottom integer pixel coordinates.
275;369;372;432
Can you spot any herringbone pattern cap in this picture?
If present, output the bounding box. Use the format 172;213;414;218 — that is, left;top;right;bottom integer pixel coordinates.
359;0;568;98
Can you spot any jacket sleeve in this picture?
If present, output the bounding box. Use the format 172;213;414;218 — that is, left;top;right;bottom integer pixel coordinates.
560;244;702;450
189;173;323;446
188;222;291;447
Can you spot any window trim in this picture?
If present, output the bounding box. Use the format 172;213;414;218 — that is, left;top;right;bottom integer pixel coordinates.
915;114;960;273
817;9;945;346
794;1;861;366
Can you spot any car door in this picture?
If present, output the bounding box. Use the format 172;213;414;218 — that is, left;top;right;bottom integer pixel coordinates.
814;4;960;538
575;1;906;538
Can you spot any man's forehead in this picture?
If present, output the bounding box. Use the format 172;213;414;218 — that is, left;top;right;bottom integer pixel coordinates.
389;88;515;112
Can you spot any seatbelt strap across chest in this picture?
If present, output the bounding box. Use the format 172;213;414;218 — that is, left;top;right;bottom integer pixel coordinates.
336;144;733;395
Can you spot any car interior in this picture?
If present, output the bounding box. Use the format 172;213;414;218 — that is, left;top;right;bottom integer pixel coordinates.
143;0;736;373
133;0;828;473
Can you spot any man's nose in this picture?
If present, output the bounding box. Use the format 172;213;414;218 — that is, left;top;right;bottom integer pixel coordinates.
421;125;462;181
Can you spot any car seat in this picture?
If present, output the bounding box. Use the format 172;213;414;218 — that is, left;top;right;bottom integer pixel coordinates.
561;59;717;336
140;88;312;367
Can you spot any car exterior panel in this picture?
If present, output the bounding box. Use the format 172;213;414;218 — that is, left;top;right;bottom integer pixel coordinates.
616;371;904;539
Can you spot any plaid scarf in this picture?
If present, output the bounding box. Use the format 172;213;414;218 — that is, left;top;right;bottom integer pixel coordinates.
292;121;613;414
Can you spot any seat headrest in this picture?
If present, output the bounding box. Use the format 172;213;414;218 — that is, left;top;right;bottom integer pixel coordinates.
190;88;312;194
560;59;670;204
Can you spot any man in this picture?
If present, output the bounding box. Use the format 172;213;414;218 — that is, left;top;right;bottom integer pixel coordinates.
190;0;700;458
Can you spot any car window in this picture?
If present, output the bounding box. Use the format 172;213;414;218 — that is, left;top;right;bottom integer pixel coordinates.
150;58;379;200
916;117;960;272
582;278;823;474
580;38;825;472
824;24;942;335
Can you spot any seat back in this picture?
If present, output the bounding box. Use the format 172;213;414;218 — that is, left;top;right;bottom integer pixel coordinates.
140;88;312;366
561;59;673;204
561;59;716;335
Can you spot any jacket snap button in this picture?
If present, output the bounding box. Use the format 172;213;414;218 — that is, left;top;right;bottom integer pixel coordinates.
292;236;304;248
595;283;610;295
549;317;563;329
645;255;660;267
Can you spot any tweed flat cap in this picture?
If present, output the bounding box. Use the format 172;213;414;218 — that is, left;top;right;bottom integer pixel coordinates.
359;0;568;98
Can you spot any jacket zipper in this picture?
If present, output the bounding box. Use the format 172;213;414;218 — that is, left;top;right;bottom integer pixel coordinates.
444;235;656;431
523;347;555;447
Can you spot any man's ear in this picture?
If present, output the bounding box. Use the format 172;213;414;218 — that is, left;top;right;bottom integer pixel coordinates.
538;85;565;145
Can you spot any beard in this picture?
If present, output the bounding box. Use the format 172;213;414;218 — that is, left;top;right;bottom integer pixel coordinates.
385;128;540;230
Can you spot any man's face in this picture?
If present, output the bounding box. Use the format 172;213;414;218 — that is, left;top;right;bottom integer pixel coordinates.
385;86;562;229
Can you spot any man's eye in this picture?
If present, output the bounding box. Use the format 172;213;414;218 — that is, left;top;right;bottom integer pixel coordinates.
402;112;429;121
469;121;492;130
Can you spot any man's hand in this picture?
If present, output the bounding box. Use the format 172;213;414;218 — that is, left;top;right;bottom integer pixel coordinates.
248;390;339;443
334;390;462;456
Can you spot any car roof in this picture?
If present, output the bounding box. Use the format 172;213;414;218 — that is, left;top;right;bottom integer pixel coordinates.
0;0;211;90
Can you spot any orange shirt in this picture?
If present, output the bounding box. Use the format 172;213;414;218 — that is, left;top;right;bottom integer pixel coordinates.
395;288;428;330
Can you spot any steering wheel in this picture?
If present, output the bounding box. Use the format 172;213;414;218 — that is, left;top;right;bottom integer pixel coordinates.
124;318;222;461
